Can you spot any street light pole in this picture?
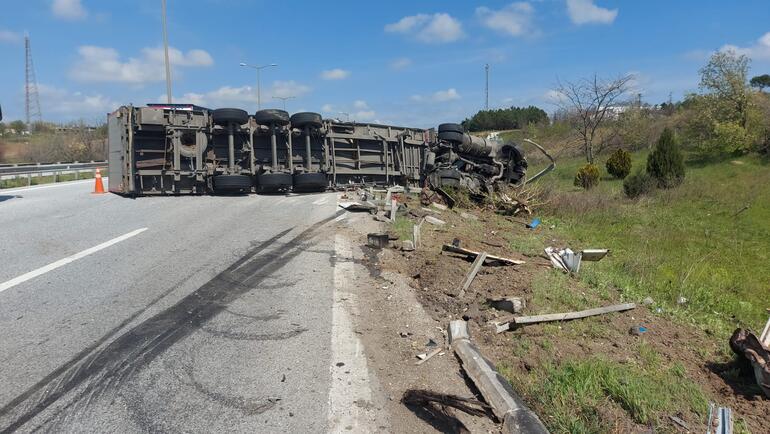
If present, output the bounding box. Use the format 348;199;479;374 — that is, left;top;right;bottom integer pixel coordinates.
161;0;172;103
272;96;295;110
240;62;277;110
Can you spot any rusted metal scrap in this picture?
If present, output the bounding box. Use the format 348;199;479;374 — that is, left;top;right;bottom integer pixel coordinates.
729;328;770;398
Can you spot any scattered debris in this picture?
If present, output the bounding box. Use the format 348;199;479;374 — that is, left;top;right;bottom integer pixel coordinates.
480;240;504;248
431;203;448;211
642;297;655;306
526;218;540;229
580;248;610;262
457;251;488;298
412;224;422;249
402;389;490;433
706;403;733;434
339;201;377;213
435;187;456;209
493;303;637;333
729;328;770;398
442;244;525;266
402;240;416;251
448;320;549;433
733;204;750;216
677;296;688;305
629;325;648;336
367;233;390;249
390;198;398;221
415;347;443;366
668;415;690;431
544;247;609;273
459;212;478;221
488;297;525;314
424;216;447;226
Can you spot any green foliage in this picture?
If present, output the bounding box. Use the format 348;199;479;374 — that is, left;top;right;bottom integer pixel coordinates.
462;105;548;132
750;74;770;91
573;164;600;189
647;128;685;188
699;50;750;128
605;148;632;179
623;170;655;198
9;120;26;133
707;120;755;154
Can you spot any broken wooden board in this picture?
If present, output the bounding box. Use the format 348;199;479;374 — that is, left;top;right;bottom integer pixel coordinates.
457;251;487;298
493;302;637;333
415;347;442;366
442;244;525;266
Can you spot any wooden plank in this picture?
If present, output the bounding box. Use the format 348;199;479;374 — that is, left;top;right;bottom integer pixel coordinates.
414;347;442;366
442;244;525;266
457;251;487;298
493;303;636;332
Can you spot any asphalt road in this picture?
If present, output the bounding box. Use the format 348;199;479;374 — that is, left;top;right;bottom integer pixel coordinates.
0;181;342;433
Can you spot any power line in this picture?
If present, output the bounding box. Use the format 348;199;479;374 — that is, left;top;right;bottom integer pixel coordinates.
25;34;42;127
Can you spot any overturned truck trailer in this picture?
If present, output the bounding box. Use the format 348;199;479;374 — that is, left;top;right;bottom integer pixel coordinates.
107;104;540;196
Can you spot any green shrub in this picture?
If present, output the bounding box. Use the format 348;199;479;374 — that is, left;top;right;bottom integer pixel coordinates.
623;170;655;198
647;128;685;188
606;149;632;179
574;164;600;190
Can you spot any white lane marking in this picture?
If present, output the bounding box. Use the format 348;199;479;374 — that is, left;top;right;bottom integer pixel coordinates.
0;177;108;194
312;196;329;205
0;227;147;294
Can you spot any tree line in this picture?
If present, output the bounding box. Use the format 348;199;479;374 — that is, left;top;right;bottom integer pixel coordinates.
461;106;549;132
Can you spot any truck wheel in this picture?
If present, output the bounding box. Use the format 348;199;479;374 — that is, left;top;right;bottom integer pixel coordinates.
435;168;461;188
256;172;293;193
254;109;290;126
212;108;249;126
293;172;327;192
213;174;252;193
438;123;464;134
290;112;323;129
438;131;464;144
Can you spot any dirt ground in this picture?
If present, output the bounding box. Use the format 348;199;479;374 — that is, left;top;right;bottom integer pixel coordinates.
365;193;769;433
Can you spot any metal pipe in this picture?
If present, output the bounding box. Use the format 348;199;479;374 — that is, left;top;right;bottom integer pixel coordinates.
287;128;293;173
305;127;312;171
227;123;235;172
161;0;172;103
270;124;278;171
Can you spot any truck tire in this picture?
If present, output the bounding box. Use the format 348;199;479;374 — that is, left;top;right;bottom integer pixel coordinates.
438;123;463;134
254;109;290;126
293;172;328;192
213;174;252;193
438;131;464;144
256;172;293;193
435;168;461;188
290;112;323;129
212;108;249;126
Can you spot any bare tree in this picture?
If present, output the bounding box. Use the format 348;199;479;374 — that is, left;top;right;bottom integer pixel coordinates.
553;74;634;163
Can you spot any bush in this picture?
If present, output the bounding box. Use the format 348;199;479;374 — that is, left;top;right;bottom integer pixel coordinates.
647;128;685;188
606;149;632;179
623;171;655;198
574;164;600;189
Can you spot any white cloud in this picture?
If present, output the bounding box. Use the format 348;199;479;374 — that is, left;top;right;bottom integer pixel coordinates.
390;57;412;70
70;45;214;84
269;80;311;99
385;13;464;43
37;84;117;118
353;100;368;109
476;3;536;37
432;88;461;102
0;29;21;44
168;80;311;108
410;88;462;103
321;104;334;113
720;32;770;60
566;0;617;25
52;0;87;20
321;68;350;80
354;110;376;121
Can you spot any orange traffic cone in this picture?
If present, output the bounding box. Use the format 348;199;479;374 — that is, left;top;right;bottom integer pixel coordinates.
93;168;105;194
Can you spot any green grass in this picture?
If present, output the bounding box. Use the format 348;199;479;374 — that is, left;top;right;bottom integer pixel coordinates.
501;353;708;433
391;216;415;242
0;172;94;189
540;152;770;337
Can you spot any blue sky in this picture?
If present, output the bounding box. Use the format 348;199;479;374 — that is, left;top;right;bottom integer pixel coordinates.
1;0;769;127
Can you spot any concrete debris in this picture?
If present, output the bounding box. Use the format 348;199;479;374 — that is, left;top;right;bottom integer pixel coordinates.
431;203;448;211
367;233;390;249
459;212;478;221
402;240;415;251
489;297;525;314
442;244;525;266
448;320;549;433
493;302;637;333
424;216;446;226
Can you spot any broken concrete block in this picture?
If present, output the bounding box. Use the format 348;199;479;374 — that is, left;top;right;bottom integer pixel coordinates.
424;216;446;226
431;203;448;211
489;297;525;314
460;212;478;221
402;240;415;251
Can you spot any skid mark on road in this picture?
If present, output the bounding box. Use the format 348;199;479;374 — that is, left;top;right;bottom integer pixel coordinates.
0;211;344;433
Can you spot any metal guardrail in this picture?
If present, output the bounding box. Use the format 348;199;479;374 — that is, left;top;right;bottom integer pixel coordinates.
0;161;107;187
